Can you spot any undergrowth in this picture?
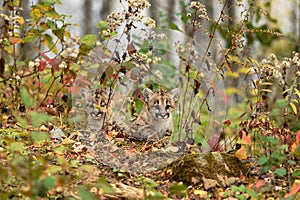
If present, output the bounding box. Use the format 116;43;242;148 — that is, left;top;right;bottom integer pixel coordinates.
0;0;299;199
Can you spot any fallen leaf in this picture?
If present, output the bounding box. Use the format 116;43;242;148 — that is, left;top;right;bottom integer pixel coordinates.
106;132;113;141
291;143;297;154
255;179;265;189
202;177;218;190
61;138;76;145
194;189;207;197
235;146;246;160
284;180;300;198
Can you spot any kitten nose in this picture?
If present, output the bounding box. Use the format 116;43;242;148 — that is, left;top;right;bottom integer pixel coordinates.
156;113;169;119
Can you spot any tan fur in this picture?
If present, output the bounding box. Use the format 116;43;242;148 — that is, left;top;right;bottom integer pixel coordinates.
129;88;179;141
80;88;112;132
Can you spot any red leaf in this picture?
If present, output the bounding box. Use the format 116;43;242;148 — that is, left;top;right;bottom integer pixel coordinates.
284;180;300;198
223;119;231;125
238;129;243;138
255;180;265;189
242;133;251;145
132;89;145;102
296;130;300;145
37;49;61;71
38;60;47;71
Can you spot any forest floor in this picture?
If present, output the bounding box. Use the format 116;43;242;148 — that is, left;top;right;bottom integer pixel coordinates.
0;123;299;200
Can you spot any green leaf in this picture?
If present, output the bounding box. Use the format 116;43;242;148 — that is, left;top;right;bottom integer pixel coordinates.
97;20;107;28
24;35;38;43
169;22;182;31
29;112;53;128
262;163;271;173
288;159;296;165
80;34;97;46
40;0;56;6
47;165;62;174
235;194;247;200
56;156;67;165
258;156;268;165
274;168;286;177
246;189;258;199
21;88;34;107
30;131;49;142
77;187;98;200
13;0;20;6
37;176;56;197
271;151;286;162
291;170;300;177
45;8;59;18
9;141;24;151
170;183;187;195
238;184;246;192
43;176;56;190
43;34;58;54
47;20;57;30
12;111;28;128
96;177;115;194
144;177;157;187
275;99;288;108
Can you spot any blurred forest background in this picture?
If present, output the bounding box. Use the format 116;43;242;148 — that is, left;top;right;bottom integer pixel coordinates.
13;0;300;105
16;0;300;55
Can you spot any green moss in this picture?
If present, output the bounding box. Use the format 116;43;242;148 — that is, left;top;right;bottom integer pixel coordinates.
170;153;248;186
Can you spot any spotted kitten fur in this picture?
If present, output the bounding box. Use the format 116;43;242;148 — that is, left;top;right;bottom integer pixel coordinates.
80;88;111;132
129;88;179;141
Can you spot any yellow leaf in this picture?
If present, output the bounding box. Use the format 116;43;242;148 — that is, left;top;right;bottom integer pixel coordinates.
235;146;247;160
295;88;300;98
18;16;25;25
251;88;259;96
30;8;43;21
194;189;207;197
260;89;272;93
291;143;297;153
238;66;249;74
290;103;297;114
260;82;273;86
227;71;239;78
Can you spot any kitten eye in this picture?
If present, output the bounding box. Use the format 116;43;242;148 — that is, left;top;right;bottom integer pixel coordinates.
166;105;171;110
155;104;160;110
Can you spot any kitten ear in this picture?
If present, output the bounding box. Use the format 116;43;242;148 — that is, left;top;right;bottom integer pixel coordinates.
170;88;180;102
143;88;153;102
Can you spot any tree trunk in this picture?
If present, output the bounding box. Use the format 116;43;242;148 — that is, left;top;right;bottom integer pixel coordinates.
99;0;112;21
83;0;94;35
